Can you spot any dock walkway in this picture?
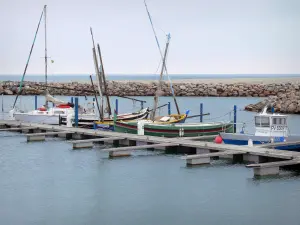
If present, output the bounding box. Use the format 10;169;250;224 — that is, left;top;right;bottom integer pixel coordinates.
1;120;300;176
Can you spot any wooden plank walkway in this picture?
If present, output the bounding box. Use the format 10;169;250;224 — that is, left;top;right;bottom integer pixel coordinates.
26;131;73;136
182;150;245;160
1;120;300;158
259;141;300;149
70;137;125;144
101;143;179;152
246;159;300;168
0;127;37;131
70;137;125;149
175;135;218;140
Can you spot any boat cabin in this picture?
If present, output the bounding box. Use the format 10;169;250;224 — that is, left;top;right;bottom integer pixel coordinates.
254;106;288;137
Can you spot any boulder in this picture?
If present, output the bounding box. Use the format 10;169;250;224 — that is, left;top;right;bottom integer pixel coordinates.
4;89;13;95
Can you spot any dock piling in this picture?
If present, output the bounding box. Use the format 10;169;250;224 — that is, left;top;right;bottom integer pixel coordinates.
115;99;118;114
75;97;78;128
168;102;171;115
34;95;37;110
233;105;237;133
200;103;203;122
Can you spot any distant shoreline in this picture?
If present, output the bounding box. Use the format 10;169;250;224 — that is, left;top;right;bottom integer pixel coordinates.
0;74;300;83
0;75;300;84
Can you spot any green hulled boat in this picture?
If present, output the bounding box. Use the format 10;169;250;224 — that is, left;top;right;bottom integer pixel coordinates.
114;120;234;137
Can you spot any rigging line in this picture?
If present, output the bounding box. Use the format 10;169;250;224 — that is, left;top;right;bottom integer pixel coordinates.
144;1;176;99
13;7;44;108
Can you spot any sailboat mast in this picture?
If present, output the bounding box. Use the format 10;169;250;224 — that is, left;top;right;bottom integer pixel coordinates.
90;28;104;121
97;44;112;117
150;35;170;120
44;5;48;107
144;1;180;115
12;7;44;108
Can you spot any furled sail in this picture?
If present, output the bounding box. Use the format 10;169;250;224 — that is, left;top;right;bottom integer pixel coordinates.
45;90;67;105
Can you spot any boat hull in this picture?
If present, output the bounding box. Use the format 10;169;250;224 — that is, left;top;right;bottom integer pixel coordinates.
14;113;59;125
115;121;234;137
220;133;300;151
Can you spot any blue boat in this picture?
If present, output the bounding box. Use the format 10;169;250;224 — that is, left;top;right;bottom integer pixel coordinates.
220;105;300;151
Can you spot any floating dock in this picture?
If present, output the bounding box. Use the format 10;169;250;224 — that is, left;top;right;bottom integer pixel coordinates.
1;120;300;177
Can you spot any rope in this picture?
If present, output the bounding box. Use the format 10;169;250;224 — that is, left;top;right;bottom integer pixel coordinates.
144;1;175;96
205;110;233;121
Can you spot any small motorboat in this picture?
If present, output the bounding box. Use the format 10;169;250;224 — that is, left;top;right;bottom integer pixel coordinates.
220;105;300;151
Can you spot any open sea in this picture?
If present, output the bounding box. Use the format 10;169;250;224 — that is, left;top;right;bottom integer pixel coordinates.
1;74;300;82
1;76;300;224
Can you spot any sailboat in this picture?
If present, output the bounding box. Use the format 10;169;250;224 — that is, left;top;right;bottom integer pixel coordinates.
89;28;150;129
113;2;234;137
10;5;96;125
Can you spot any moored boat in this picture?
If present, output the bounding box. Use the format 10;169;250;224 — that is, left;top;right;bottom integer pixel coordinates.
114;120;234;137
220;105;300;151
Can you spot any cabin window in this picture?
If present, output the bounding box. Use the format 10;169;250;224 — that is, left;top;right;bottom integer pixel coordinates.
272;118;286;125
255;116;261;126
261;117;270;127
282;118;286;125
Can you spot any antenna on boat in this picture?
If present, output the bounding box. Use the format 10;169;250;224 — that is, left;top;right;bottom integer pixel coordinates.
12;6;45;109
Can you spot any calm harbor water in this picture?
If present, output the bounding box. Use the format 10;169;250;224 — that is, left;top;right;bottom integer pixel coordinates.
1;74;300;82
1;95;300;225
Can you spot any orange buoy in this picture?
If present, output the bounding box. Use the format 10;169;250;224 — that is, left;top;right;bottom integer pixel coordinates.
215;135;223;144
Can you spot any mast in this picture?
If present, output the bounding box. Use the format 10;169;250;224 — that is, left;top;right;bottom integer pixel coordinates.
144;1;180;115
90;28;104;121
97;44;112;117
89;75;102;120
44;5;48;107
12;7;44;108
150;35;170;120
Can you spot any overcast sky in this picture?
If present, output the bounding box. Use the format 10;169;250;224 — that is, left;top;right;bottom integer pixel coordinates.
1;0;299;75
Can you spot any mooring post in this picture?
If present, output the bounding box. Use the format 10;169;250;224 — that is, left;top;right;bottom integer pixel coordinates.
200;103;203;122
234;105;237;133
34;95;37;110
115;99;118;114
141;101;144;110
168;102;171;115
271;107;275;113
1;94;3;113
75;97;79;128
93;97;95;113
71;97;74;104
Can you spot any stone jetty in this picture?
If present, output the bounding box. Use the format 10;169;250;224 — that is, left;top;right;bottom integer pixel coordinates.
0;80;299;97
1;80;299;114
245;92;300;114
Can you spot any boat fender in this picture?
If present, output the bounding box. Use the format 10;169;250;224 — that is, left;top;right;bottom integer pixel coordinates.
248;139;253;147
67;114;73;127
8;108;15;120
215;135;222;144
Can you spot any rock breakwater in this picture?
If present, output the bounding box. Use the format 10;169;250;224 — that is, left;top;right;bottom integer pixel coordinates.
0;80;299;97
245;92;300;114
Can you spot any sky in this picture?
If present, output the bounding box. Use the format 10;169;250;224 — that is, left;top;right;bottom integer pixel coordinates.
0;0;299;75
